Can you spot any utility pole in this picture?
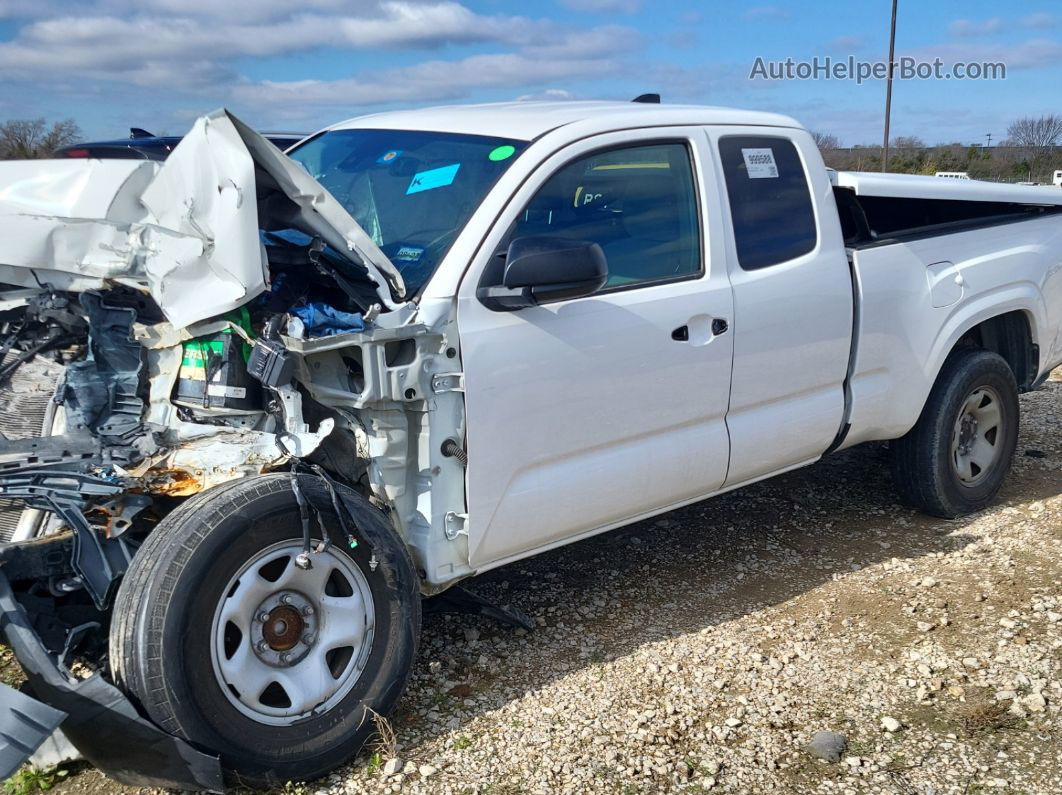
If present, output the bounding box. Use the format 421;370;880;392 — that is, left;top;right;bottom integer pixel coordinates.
985;133;992;148
881;0;898;172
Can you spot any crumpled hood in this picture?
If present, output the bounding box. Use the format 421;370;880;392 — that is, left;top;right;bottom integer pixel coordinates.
0;108;403;328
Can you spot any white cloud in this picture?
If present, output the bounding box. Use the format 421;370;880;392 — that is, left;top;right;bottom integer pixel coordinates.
1021;12;1056;29
828;35;866;52
0;0;647;129
743;6;789;21
666;30;698;50
629;62;742;101
559;0;641;13
520;24;640;59
948;18;1005;38
516;88;576;101
903;38;1062;71
231;48;623;113
0;2;563;87
137;0;353;21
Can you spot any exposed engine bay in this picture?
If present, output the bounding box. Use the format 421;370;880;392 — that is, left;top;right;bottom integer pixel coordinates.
0;110;470;788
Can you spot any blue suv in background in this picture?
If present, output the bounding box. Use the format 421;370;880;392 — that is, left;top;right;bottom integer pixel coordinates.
54;127;306;159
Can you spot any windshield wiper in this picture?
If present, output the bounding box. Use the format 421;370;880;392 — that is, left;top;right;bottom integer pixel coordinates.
307;237;376;314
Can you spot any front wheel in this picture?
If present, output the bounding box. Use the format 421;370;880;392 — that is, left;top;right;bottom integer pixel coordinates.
109;474;420;787
890;349;1019;518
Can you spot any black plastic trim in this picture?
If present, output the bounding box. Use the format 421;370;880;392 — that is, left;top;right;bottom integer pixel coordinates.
0;572;223;792
847;205;1062;250
0;682;66;779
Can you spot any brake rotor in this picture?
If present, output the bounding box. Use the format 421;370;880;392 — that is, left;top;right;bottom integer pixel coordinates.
262;605;304;651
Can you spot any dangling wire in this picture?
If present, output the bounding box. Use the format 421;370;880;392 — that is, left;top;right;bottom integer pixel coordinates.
290;469;313;569
307;463;358;552
290;462;360;558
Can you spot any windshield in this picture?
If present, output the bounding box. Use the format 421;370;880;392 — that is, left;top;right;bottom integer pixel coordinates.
288;129;527;294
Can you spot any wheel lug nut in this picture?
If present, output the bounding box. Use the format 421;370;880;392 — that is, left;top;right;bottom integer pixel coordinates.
257;611;270;622
256;640;269;652
280;652;292;664
302;632;315;645
302;605;314;616
280;594;293;605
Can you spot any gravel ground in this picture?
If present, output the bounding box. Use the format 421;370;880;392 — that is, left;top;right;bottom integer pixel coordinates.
50;367;1060;795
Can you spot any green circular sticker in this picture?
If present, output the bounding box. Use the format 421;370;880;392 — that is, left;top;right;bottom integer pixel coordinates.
488;145;516;162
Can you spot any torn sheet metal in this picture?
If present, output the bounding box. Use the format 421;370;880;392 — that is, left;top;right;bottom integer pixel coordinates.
222;111;406;306
0;109;401;328
0;148;265;328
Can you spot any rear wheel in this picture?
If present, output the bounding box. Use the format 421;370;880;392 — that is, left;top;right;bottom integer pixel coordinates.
110;474;420;786
890;349;1019;517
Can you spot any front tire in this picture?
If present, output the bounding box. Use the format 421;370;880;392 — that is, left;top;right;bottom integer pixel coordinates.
890;349;1019;518
110;474;420;787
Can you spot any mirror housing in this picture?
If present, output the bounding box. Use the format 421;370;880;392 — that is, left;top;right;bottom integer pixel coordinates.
478;236;608;311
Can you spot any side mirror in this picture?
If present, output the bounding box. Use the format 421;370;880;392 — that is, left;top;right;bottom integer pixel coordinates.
477;236;608;311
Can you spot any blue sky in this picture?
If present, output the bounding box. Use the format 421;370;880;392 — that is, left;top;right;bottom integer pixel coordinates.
0;0;1058;145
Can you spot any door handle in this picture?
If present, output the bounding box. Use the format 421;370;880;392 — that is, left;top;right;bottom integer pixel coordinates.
673;318;727;343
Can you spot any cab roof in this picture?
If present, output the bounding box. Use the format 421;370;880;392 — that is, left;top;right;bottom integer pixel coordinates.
326;101;803;141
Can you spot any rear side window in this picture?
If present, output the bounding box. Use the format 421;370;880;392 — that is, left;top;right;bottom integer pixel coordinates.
718;136;816;270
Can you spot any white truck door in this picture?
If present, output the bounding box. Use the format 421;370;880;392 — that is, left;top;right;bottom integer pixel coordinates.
456;130;734;570
707;127;853;486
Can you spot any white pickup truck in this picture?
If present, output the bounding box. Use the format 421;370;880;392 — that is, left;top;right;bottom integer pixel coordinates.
0;101;1059;790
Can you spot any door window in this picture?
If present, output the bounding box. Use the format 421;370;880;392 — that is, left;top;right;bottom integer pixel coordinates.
507;143;702;290
718;136;817;270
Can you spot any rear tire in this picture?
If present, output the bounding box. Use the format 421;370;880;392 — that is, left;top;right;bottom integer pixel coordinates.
109;473;420;787
890;349;1019;518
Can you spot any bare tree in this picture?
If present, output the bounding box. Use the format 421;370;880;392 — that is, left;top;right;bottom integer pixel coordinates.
1005;115;1062;148
811;131;842;152
0;118;81;159
890;135;925;150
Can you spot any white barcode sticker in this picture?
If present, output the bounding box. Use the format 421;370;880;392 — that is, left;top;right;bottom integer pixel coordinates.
741;147;779;178
207;384;247;399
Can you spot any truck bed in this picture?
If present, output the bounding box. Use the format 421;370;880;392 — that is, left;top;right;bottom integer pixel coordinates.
835;174;1062;449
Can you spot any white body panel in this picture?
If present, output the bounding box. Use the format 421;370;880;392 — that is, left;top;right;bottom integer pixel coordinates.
706;126;853;486
328;101;800;141
419;107;1062;575
834;170;1062;204
844;214;1062;447
455;128;734;569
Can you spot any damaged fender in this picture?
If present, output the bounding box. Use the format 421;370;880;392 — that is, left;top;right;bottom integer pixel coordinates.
0;109;403;329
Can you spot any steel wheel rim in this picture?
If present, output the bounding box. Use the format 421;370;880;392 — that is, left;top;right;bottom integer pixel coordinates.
209;539;375;726
950;385;1004;487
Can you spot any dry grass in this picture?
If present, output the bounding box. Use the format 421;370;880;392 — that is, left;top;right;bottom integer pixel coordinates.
364;707;398;762
956;699;1019;735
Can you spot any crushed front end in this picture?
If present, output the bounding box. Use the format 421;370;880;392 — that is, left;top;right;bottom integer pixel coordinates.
0;110;469;787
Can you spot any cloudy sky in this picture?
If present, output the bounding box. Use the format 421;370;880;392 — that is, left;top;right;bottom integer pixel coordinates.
0;0;1058;145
